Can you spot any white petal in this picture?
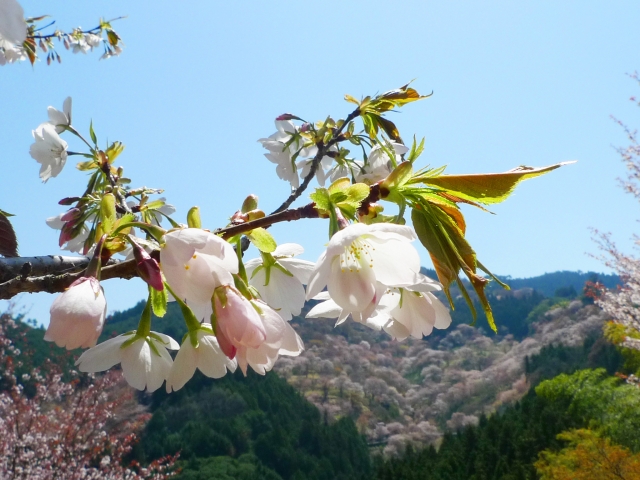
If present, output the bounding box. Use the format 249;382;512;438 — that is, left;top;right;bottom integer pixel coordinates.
368;237;421;287
0;0;26;45
75;334;129;372
328;258;376;312
279;258;315;285
273;243;304;257
306;251;332;300
120;339;151;391
166;342;197;393
279;323;304;356
306;299;342;319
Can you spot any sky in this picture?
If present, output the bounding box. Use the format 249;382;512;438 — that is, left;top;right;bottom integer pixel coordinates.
1;1;640;325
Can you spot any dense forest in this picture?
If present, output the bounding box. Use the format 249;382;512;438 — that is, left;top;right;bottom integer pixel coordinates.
7;269;639;479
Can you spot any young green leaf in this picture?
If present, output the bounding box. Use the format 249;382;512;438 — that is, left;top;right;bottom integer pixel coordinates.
247;227;277;253
150;284;168;318
419;161;575;205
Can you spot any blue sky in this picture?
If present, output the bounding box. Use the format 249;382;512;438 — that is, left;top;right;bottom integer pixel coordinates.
1;1;639;324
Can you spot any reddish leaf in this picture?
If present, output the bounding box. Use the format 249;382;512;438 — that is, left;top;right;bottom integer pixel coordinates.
0;211;18;257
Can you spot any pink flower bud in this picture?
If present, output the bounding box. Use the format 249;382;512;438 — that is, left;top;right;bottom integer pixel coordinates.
132;241;163;291
60;207;82;222
45;277;107;350
275;113;299;121
58;196;80;205
59;222;75;247
213;286;266;360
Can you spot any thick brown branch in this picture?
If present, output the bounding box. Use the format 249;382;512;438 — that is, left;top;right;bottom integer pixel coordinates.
0;257;138;300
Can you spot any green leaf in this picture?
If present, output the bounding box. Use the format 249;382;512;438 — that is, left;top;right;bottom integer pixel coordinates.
150;284;167;318
344;183;370;204
76;160;98;171
411;202;502;333
310;188;332;212
419;161;575;205
89;120;97;145
104;141;124;163
406;136;425;163
247;227;277;253
99;193;117;234
0;210;18;257
328;177;351;195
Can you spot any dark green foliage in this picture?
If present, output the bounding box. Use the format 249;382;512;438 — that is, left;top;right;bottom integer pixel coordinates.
374;391;576;480
525;335;624;386
137;370;371;480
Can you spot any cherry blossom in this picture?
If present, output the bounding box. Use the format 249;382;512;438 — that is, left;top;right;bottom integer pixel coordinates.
372;277;452;340
306;223;422;323
356;142;408;184
29;123;69;182
0;39;25;65
160;228;238;321
166;324;237;392
45;276;106;349
76;331;179;392
234;301;304;375
245;243;315;320
259;119;316;189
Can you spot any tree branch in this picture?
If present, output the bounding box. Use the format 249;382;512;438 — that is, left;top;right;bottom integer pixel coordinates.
0;257;137;300
271;108;360;215
216;203;320;240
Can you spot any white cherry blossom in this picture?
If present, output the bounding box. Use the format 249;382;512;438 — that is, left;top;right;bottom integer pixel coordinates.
245;243;315;320
160;228;238;321
307;274;452;340
29;123;68;182
356;142;409;184
166;325;237;392
306;223;422;323
0;40;25;65
259;119;316;189
45;276;106;350
76;331;179;392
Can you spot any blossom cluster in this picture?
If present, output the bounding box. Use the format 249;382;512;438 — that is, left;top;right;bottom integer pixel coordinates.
0;0;123;67
48;221;450;394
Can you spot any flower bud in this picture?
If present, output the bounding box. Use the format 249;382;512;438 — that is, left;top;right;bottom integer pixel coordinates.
130;237;163;291
187;206;201;229
246;209;265;221
275;113;301;121
241;194;259;213
58;196;80;206
60;207;82;222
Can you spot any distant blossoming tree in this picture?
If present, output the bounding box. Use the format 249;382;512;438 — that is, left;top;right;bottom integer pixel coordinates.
0;0;572;395
0;311;177;478
595;73;640;353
